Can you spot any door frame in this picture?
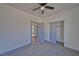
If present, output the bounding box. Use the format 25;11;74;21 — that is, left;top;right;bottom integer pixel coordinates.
31;21;38;43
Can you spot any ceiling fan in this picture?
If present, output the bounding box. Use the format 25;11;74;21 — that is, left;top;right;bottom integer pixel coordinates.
32;3;54;14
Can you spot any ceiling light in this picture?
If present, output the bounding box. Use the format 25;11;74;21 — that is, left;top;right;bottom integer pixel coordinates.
41;6;45;10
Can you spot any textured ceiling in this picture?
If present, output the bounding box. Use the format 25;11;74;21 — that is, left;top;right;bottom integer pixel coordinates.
5;3;79;18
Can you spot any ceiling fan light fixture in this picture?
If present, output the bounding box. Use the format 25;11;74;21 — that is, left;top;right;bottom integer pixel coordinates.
32;3;54;14
41;6;45;10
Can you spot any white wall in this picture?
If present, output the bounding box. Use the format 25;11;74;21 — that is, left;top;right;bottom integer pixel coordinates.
44;6;79;51
0;4;42;54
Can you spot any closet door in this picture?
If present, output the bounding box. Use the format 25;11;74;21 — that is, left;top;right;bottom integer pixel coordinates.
50;23;56;44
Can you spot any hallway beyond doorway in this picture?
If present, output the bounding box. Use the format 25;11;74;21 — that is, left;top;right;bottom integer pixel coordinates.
31;22;38;43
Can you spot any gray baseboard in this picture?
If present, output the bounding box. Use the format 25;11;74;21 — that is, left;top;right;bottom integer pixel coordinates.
0;42;31;55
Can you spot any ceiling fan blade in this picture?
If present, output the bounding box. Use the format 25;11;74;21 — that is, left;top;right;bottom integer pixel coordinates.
45;6;54;9
42;10;44;14
32;7;41;11
39;3;47;6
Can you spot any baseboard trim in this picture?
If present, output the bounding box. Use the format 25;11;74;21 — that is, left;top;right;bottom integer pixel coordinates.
64;45;79;52
56;40;64;43
44;40;50;43
0;42;31;55
44;40;56;45
56;41;64;44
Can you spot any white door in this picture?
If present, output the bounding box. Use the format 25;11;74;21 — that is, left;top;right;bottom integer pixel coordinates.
50;23;56;44
37;23;44;43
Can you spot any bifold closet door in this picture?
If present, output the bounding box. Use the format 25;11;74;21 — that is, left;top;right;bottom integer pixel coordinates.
50;23;56;44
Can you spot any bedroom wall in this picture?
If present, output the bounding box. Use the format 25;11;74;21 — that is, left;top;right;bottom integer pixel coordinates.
44;6;79;51
0;4;42;54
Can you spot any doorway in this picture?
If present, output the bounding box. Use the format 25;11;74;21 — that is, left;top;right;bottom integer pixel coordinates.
31;22;38;43
49;21;64;45
31;22;44;43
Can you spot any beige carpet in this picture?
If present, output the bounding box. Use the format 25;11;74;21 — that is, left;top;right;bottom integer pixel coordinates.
1;41;79;56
